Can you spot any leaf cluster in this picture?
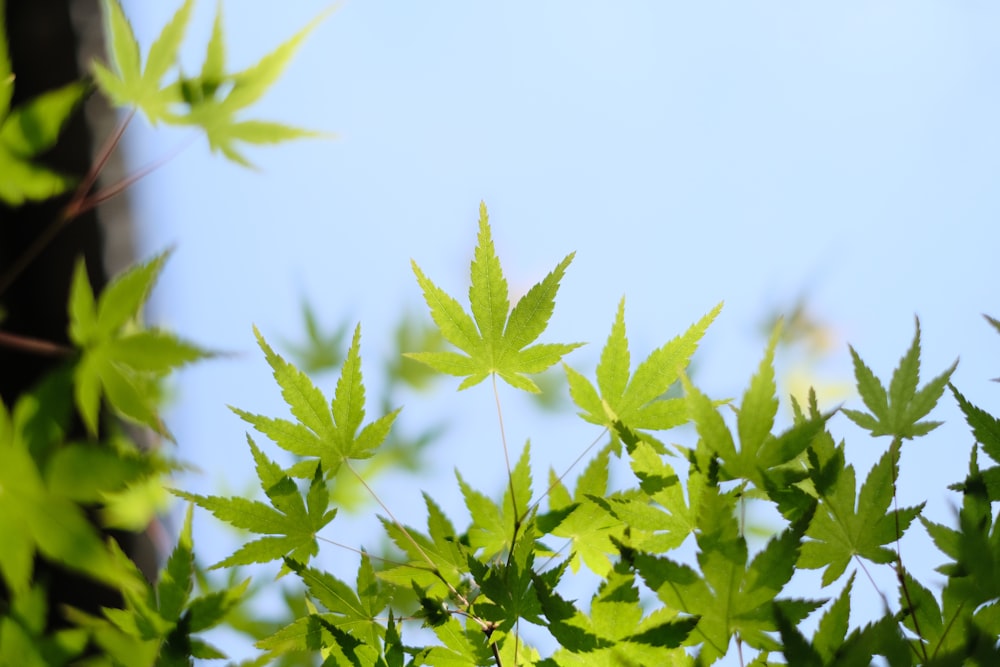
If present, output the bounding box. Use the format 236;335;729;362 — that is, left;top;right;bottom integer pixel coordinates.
168;205;1000;667
93;0;329;166
0;0;88;204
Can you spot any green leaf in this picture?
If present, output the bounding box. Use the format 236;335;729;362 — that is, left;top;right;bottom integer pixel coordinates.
170;4;332;165
951;383;1000;466
458;471;508;559
799;441;924;586
284;557;385;647
635;488;819;663
157;505;194;623
0;424;138;597
844;318;957;439
44;442;155;503
95;0;326;162
240;324;400;474
0;71;86;203
680;337;828;493
68;252;210;436
408;202;582;393
540;447;625;576
172;437;336;568
814;574;854;661
565;299;722;439
468;523;543;634
737;322;781;460
414;616;494;666
94;0;191;123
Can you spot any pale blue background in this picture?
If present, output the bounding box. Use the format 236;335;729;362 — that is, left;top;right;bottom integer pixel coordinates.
118;1;1000;662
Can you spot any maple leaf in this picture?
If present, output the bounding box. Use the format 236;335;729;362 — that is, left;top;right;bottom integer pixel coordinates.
407;202;583;393
170;3;330;167
0;399;139;599
412;616;495;667
564;297;721;441
922;447;1000;608
0;0;89;205
274;554;390;651
233;323;400;476
773;575;913;667
634;487;821;664
67;252;210;437
680;326;829;493
93;0;327;165
59;507;249;665
799;440;923;586
457;442;533;560
950;383;1000;499
468;523;544;636
592;433;700;555
377;493;472;598
843;317;956;440
92;0;193;124
540;564;697;667
172;436;337;569
537;446;626;576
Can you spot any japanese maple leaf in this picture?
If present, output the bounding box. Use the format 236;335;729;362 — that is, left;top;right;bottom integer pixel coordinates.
564;297;721;437
407;202;582;393
799;440;924;586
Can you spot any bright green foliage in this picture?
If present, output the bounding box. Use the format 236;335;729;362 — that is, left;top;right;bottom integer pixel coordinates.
233;324;400;477
414;616;496;666
951;383;1000;499
92;0;194;124
681;325;829;497
6;8;1000;655
0;582;89;667
539;446;627;576
64;507;249;665
0;398;138;600
93;0;326;166
0;0;88;204
843;318;957;439
799;440;924;586
459;441;533;560
377;494;472;598
540;564;697;666
468;522;543;638
166;218;990;665
635;487;820;664
564;297;722;440
172;437;337;569
68;251;210;437
258;555;390;654
407;202;583;393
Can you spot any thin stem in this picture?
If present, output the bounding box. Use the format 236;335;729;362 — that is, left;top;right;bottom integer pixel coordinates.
492;375;518;527
890;437;927;662
0;331;74;357
343;459;480;621
71;129;199;218
0;110;134;298
854;555;892;611
315;535;411;569
525;428;608;521
491;638;503;667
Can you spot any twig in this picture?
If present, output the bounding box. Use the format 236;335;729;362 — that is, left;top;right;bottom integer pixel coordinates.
0;330;74;357
0;110;134;298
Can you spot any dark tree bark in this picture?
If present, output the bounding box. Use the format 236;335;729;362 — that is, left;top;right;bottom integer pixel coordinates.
0;0;156;632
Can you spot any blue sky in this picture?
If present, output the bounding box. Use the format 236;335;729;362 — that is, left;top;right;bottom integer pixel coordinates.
118;0;1000;661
